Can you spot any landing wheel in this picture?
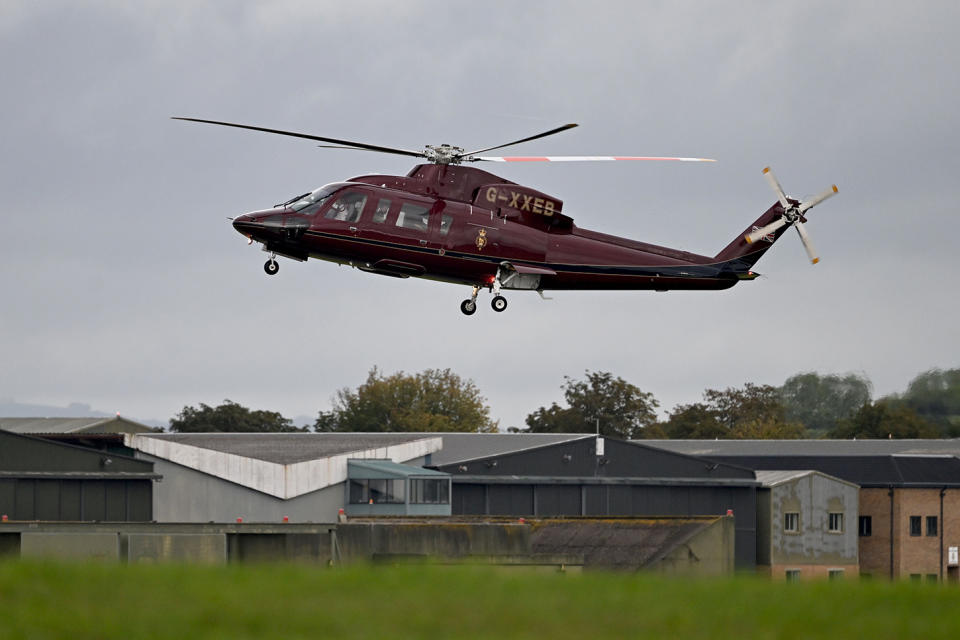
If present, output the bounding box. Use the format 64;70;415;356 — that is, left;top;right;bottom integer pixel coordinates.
491;295;508;312
264;259;279;275
460;299;477;316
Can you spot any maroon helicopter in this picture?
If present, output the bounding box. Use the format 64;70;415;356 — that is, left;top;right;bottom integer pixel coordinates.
174;118;838;315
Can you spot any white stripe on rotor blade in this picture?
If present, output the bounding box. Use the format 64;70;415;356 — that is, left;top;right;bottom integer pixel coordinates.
481;156;716;162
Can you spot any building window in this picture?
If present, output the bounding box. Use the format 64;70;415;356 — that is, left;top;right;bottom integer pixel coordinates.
348;479;405;504
859;515;872;537
828;513;844;533
409;479;449;505
910;574;922;582
828;569;844;580
910;516;922;537
926;574;939;583
784;512;799;533
927;516;938;537
785;569;801;582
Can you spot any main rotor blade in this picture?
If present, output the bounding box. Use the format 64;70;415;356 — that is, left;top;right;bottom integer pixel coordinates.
172;117;426;159
462;123;579;157
794;221;820;264
762;167;790;210
475;155;716;163
745;217;788;244
798;184;839;214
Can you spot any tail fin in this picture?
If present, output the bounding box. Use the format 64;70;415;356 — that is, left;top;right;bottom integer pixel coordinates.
713;202;791;271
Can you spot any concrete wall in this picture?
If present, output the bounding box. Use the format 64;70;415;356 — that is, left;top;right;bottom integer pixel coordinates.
127;533;227;564
20;532;120;561
144;454;344;523
336;522;531;564
651;517;735;577
766;473;859;579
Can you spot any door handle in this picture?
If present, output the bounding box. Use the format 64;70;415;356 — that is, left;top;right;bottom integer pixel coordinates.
349;226;358;233
420;239;427;246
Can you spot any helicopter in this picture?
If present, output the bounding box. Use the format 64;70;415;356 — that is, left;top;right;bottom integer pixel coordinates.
174;117;838;315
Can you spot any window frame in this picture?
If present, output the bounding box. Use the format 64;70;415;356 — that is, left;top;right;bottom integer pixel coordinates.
926;516;938;537
784;512;800;533
909;515;922;537
858;515;872;537
828;512;844;534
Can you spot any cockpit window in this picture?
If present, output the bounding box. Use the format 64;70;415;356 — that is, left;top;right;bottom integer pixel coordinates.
324;192;368;222
289;184;341;213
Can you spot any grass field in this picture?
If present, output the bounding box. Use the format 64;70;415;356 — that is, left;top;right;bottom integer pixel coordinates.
0;561;956;639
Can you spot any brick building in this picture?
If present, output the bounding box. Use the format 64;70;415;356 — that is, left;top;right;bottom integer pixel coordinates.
647;440;960;582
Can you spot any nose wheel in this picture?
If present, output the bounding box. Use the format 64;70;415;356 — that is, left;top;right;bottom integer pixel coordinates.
264;258;279;275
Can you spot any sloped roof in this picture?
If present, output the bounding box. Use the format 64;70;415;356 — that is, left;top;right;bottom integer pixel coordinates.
702;454;960;487
125;432;443;499
529;517;724;570
0;416;154;434
642;439;960;457
348;459;449;479
143;432;438;465
754;469;859;489
428;433;591;466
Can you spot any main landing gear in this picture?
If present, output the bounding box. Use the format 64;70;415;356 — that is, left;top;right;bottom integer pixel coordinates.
459;284;510;316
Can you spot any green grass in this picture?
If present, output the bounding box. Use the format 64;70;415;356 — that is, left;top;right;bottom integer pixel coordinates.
0;561;956;639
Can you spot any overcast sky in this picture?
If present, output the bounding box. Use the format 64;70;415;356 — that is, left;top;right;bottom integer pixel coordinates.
2;1;958;429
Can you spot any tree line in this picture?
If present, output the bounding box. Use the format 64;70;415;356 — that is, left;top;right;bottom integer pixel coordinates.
169;367;960;439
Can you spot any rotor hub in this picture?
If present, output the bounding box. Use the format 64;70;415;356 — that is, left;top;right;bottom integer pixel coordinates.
423;144;466;165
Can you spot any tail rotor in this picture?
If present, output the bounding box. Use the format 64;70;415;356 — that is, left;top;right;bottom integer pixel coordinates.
745;167;838;264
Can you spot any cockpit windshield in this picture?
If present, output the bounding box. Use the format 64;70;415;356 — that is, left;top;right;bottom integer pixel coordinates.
287;184;343;213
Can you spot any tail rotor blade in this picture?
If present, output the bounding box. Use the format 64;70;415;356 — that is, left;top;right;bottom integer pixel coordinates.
762;167;790;210
745;217;788;244
794;221;820;264
798;184;839;214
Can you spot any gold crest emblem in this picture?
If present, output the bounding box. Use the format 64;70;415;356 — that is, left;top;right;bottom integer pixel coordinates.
475;228;488;251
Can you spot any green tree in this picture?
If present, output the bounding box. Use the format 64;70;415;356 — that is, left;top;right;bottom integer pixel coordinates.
170;399;304;433
780;372;873;435
828;400;939;439
662;383;803;439
888;368;960;436
524;371;659;439
663;402;726;439
315;367;497;433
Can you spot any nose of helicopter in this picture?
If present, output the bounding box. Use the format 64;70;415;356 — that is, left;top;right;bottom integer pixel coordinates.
232;213;257;237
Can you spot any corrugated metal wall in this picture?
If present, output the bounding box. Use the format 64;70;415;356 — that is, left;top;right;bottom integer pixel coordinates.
0;478;153;521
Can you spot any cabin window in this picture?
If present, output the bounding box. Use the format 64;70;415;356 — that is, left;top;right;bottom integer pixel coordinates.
324;192;367;222
372;198;391;224
396;202;430;232
439;214;453;236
